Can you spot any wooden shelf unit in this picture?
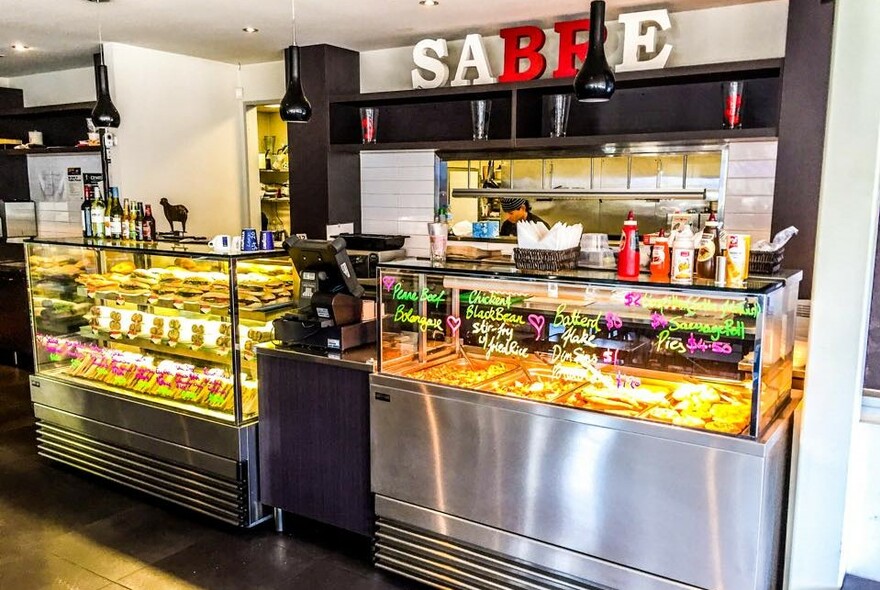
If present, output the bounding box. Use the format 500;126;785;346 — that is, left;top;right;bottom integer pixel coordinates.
329;59;783;154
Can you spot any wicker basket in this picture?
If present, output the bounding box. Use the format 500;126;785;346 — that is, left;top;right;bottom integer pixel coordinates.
513;247;580;272
749;247;784;275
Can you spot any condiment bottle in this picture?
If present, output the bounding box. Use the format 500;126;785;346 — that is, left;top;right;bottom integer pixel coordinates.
671;224;695;284
696;213;721;281
650;229;671;280
617;211;640;278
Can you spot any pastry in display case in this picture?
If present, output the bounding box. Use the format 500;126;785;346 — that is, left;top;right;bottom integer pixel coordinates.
25;238;298;527
28;241;295;422
377;262;796;439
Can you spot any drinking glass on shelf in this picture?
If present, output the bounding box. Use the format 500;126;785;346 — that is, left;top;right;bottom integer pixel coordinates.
722;81;745;129
549;94;572;138
427;222;448;265
360;107;378;144
470;99;492;141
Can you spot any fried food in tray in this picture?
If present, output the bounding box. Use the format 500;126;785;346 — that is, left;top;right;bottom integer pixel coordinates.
483;368;583;402
640;382;751;434
561;382;670;416
406;358;516;389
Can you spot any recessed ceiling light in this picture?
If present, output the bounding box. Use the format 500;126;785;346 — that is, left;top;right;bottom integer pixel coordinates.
10;44;30;51
419;0;439;5
243;26;259;33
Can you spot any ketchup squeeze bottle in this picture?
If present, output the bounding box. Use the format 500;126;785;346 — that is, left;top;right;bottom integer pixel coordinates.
650;229;671;280
618;211;640;278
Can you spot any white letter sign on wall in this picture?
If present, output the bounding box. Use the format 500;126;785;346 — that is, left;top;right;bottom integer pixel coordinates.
616;9;674;73
451;34;497;87
412;38;450;89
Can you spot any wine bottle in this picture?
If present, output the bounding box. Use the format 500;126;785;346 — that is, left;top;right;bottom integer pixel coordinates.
81;187;93;238
134;202;144;241
92;187;106;238
109;187;123;240
128;201;138;240
143;204;156;241
121;198;130;241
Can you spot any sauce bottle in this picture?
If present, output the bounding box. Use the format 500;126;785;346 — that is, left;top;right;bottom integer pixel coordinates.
696;213;721;281
617;211;640;278
650;229;671;280
671;224;695;284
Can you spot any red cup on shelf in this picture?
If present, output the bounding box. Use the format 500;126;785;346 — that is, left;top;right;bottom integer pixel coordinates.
360;107;378;144
722;81;745;129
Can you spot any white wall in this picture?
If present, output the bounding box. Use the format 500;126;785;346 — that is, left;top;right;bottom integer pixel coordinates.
844;407;880;582
104;43;246;237
0;78;9;88
360;0;788;92
361;150;436;258
6;67;95;107
239;60;284;104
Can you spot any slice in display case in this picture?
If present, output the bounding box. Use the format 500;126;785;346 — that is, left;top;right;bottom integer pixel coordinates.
377;261;798;438
27;240;297;424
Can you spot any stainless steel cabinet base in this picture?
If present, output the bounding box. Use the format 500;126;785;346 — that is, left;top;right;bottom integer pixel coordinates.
31;376;267;527
371;374;793;590
376;496;699;590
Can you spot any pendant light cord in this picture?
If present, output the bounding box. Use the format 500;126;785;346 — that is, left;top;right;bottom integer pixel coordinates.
291;0;297;46
97;0;105;65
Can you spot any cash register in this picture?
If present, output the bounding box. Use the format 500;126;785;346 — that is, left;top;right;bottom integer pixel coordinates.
273;236;376;351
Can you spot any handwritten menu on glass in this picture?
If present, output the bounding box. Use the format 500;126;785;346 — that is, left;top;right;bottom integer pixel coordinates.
383;272;759;381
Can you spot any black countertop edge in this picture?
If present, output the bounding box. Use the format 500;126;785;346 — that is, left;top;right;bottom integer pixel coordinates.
378;259;802;296
26;237;287;260
256;344;376;373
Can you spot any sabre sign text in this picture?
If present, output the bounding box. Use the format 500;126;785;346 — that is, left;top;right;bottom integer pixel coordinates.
412;9;673;89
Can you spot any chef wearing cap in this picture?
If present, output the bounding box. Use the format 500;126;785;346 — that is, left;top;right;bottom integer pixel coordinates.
500;198;548;237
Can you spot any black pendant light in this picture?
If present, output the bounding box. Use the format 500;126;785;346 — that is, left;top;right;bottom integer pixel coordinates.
89;1;120;128
573;0;615;103
280;0;311;123
92;56;121;129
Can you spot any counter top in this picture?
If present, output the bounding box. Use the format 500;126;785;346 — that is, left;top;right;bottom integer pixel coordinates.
27;237;287;260
379;259;802;296
256;343;376;373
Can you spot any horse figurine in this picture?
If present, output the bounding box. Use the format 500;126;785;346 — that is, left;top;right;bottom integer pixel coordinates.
159;198;189;234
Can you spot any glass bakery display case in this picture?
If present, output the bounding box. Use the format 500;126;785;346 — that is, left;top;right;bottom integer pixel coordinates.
25;238;298;527
370;260;801;590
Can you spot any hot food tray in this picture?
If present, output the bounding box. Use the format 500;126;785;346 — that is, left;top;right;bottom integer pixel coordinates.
403;356;518;390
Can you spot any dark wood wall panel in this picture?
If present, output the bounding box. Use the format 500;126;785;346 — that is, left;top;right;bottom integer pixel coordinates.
289;45;361;238
772;1;836;299
257;352;373;537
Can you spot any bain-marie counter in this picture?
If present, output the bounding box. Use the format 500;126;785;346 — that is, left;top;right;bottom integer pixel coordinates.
370;260;800;590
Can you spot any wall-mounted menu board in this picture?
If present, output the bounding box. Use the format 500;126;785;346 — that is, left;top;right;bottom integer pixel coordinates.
377;264;796;439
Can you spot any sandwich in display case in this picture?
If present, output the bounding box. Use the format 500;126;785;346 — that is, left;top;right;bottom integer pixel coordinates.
370;260;801;590
26;238;297;526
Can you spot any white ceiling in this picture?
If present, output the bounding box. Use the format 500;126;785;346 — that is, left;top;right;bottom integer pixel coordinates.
0;0;770;77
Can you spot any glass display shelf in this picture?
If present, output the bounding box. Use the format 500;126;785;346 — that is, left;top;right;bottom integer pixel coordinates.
26;239;296;424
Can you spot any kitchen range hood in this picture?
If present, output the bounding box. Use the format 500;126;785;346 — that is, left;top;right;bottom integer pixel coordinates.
451;188;709;201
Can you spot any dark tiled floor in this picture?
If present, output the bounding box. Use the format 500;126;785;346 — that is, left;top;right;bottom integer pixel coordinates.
0;367;424;590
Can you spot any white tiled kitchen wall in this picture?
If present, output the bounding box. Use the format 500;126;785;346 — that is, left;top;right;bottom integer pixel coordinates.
26;154;104;237
361;150;436;258
722;140;778;243
360;143;780;255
